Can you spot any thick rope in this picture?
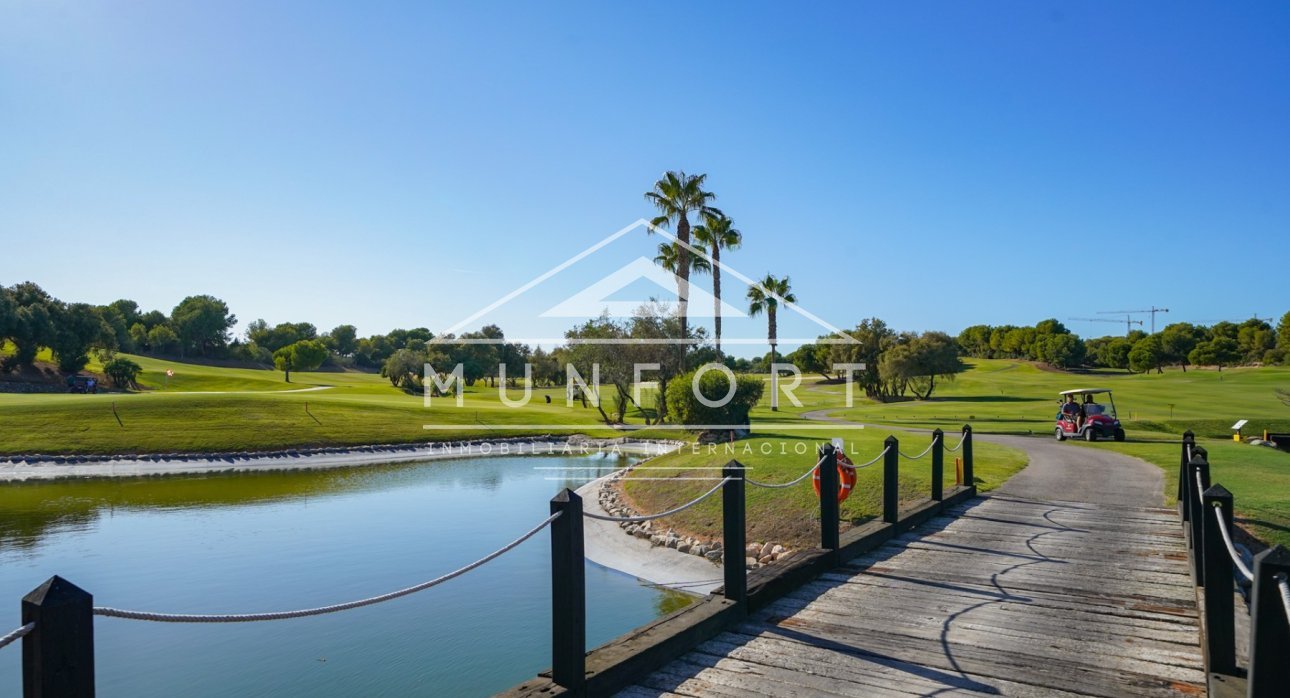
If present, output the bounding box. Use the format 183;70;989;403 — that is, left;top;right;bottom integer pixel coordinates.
1209;502;1254;582
944;433;967;453
1194;469;1205;504
1278;574;1290;625
0;622;34;651
93;512;561;623
899;436;939;460
746;455;826;489
583;478;732;522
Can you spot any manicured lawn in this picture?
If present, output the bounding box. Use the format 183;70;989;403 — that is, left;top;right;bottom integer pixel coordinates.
621;428;1027;549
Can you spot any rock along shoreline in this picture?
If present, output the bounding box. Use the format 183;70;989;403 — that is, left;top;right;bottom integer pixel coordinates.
0;436;684;481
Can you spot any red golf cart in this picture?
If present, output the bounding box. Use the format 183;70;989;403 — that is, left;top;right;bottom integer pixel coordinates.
1055;388;1125;442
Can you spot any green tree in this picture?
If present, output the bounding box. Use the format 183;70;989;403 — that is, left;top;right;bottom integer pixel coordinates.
48;302;112;374
1102;337;1133;370
381;348;425;389
746;274;796;410
692;212;742;359
1188;337;1241;372
1277;311;1290;353
956;325;993;358
3;282;55;368
147;325;180;355
1236;319;1275;363
1159;323;1204;371
1036;333;1086;368
645;170;720;346
1128;335;1165;374
327;324;359;356
272;339;328;383
103;357;143;389
171;295;236;357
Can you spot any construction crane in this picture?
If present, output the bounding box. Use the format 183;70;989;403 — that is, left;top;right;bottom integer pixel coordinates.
1100;307;1169;334
1070;316;1144;337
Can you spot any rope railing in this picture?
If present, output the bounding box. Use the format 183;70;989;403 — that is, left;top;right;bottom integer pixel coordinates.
92;512;562;623
745;455;827;489
944;432;967;453
899;435;939;460
0;622;34;651
583;478;732;522
1210;502;1254;582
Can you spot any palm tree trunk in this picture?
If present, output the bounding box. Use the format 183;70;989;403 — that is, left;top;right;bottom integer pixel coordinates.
676;215;690;346
769;308;778;411
712;246;722;359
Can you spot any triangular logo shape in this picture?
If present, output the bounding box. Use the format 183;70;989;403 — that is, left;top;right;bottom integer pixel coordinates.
540;257;747;319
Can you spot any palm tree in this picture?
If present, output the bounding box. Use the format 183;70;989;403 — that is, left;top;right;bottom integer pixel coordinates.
692;212;742;359
747;274;796;411
644;171;720;345
654;241;711;277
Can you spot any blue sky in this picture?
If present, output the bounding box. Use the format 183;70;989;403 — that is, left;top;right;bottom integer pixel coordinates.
1;2;1286;355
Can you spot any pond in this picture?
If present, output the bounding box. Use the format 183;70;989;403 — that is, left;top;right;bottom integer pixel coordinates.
0;453;689;696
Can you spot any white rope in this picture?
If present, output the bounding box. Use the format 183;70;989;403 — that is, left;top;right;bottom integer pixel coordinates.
1194;469;1205;504
1210;502;1254;582
583;478;732;522
1278;574;1290;625
899;436;939;460
746;455;827;489
851;445;892;469
0;622;34;651
944;433;967;453
93;512;561;623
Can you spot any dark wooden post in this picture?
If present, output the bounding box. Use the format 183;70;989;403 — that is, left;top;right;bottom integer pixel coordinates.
722;461;746;605
961;425;974;491
883;436;899;524
819;445;839;551
1188;449;1210;586
931;429;944;502
549;489;585;692
1248;545;1290;696
1179;431;1195;520
1200;484;1236;675
22;575;95;698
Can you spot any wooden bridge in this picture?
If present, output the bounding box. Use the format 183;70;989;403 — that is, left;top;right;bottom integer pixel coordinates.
619;494;1204;697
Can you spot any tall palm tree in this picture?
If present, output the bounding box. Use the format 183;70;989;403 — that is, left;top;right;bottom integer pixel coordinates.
692;212;742;359
747;274;796;411
644;171;720;345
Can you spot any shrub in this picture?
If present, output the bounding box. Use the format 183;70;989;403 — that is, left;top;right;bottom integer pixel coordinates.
103;357;142;389
665;365;764;429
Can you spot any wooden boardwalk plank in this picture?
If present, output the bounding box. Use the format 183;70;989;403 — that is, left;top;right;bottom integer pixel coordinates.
619;495;1204;697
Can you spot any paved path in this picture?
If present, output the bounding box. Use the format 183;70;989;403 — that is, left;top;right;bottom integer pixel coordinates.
620;416;1202;697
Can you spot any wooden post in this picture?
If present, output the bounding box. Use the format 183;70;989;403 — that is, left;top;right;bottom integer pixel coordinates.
819;445;839;551
722;461;746;605
1188;449;1210;586
931;429;944;502
883;436;899;524
1248;545;1290;696
549;489;585;692
1179;431;1195;520
1200;484;1236;675
961;425;974;491
22;575;95;698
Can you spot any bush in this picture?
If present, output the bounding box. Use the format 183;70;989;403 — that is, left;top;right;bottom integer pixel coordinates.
103;357;142;390
665;365;764;429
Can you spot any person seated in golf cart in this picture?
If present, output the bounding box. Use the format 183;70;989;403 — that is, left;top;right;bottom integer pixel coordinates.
1060;395;1080;424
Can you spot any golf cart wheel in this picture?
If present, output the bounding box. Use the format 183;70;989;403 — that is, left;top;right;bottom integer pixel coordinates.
1114;428;1125;442
1054;428;1066;442
1085;429;1098;442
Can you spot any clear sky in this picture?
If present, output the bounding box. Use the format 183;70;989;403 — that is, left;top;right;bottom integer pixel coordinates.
2;2;1287;355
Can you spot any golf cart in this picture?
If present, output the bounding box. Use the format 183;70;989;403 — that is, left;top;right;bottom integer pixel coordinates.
1055;388;1124;442
66;375;98;394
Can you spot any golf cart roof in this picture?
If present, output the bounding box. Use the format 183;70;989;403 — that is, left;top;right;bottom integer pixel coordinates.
1060;388;1113;396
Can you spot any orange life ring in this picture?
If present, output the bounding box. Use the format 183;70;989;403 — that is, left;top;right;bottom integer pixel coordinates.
813;452;857;504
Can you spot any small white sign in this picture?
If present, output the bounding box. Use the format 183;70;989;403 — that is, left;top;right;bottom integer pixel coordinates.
1232;419;1249;431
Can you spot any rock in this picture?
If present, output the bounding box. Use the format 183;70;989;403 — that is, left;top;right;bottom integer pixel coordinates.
709;541;721;551
676;544;691;554
705;550;723;562
746;543;761;557
694;545;708;557
760;542;775;558
650;534;664;546
746;557;758;567
772;544;786;555
758;555;773;564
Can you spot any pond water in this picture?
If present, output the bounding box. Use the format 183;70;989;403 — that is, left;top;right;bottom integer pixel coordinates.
0;453;688;696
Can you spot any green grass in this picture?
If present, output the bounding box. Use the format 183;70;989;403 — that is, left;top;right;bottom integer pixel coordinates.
621;428;1027;549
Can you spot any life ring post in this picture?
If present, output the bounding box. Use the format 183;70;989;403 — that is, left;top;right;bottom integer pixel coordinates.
819;444;840;552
